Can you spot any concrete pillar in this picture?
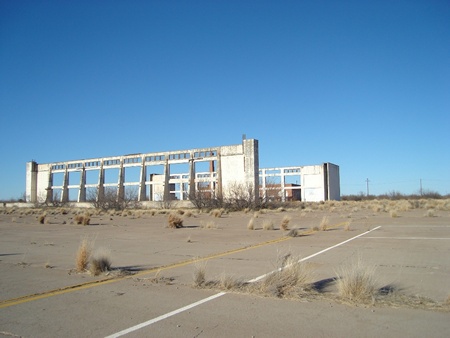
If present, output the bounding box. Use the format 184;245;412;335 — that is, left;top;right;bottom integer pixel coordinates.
117;160;125;202
97;163;105;202
243;139;259;204
61;168;69;203
188;158;196;200
163;160;170;202
26;161;38;203
280;170;286;202
46;172;53;204
138;159;146;201
261;169;266;202
216;151;223;200
78;167;86;202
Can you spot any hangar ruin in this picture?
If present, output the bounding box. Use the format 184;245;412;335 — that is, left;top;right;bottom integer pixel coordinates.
25;138;340;205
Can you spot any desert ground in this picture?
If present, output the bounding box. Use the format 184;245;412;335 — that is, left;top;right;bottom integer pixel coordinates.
1;199;450;337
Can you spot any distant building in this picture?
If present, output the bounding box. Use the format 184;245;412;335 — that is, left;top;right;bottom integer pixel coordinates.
26;138;339;205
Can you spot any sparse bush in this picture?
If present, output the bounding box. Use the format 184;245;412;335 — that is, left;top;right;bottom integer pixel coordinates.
167;213;183;228
262;220;274;230
286;228;298;237
210;209;222;218
389;210;399;218
319;216;329;231
280;215;291;231
257;255;314;298
425;209;435;217
344;221;351;231
76;239;92;272
74;213;90;225
193;260;207;287
201;221;217;229
247;217;255;230
335;257;377;303
38;213;46;224
90;249;111;276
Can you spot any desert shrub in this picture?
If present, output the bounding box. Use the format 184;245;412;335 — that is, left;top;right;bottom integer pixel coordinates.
280;215;291;231
167;213;183;228
193;260;207;287
319;216;329;231
257;255;314;298
38;213;46;224
210;209;222;218
247;217;255;230
335;257;377;303
424;209;435;217
219;273;241;291
389;210;399;218
344;221;351;231
201;221;217;229
74;213;90;225
262;220;274;230
90;249;111;276
76;239;92;272
286;228;298;237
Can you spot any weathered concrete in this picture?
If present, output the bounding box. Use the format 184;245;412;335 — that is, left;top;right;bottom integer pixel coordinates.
25;138;340;204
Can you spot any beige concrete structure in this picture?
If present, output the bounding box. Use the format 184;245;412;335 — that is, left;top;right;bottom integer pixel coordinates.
26;139;260;205
25;138;339;204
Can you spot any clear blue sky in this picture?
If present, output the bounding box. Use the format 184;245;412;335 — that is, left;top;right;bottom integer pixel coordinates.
1;0;449;200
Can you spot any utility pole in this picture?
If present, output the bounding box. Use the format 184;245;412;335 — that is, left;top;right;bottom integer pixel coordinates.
420;179;423;196
366;178;370;196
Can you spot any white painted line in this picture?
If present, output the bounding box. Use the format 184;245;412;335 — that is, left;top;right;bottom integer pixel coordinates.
248;226;382;283
105;226;381;337
105;292;226;338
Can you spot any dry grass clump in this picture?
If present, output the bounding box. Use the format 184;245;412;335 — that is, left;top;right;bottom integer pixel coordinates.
89;249;112;276
210;209;223;218
201;221;217;229
280;215;291;231
344;221;351;231
247;217;255;230
335;257;377;303
319;216;329;231
167;213;183;228
74;213;91;225
262;220;274;230
76;239;92;272
286;228;299;237
219;273;242;291
389;210;399;218
38;213;46;224
193;260;207;287
424;209;435;217
184;210;193;217
256;255;314;298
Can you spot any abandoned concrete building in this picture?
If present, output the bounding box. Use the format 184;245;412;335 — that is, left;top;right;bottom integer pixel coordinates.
25;138;340;206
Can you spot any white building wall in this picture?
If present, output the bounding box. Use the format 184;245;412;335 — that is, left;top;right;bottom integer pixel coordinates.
302;165;326;202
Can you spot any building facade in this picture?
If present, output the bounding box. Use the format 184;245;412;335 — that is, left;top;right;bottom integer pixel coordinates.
25;138;340;205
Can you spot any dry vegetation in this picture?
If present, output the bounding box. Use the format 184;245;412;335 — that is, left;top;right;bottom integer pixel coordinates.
192;252;450;311
76;239;92;272
167;213;183;228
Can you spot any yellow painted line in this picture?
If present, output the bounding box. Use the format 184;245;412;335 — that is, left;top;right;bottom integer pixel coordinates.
0;235;291;309
0;221;349;309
